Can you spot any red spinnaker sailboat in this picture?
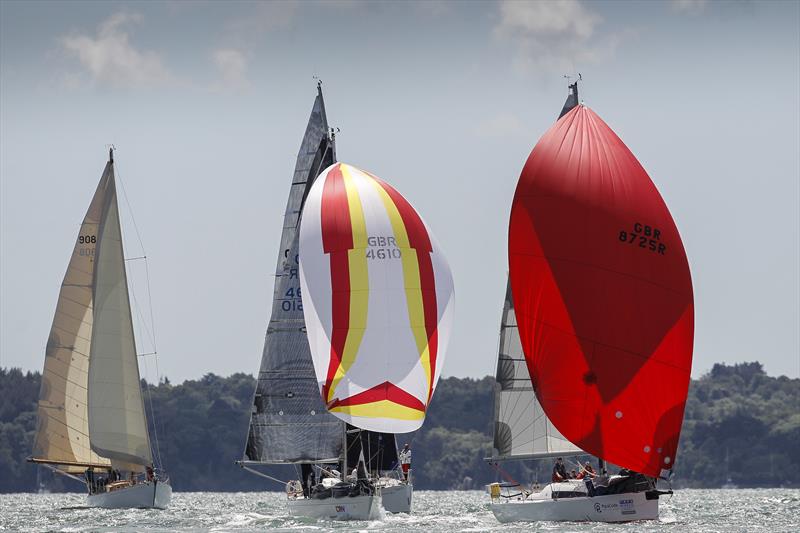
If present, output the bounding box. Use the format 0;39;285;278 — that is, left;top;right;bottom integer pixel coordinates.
508;98;694;478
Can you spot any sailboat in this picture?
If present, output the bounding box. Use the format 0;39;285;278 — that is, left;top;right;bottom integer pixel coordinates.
298;160;455;519
28;149;171;509
239;85;445;518
487;81;694;523
721;448;738;489
238;84;350;517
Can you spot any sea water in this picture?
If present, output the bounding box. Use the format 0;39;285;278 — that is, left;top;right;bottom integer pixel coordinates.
0;489;798;532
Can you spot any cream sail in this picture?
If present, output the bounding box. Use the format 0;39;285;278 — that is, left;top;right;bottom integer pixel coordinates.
29;149;170;509
88;174;153;472
31;167;114;474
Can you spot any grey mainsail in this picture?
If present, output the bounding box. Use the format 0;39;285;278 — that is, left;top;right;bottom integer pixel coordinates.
490;83;582;461
244;85;343;464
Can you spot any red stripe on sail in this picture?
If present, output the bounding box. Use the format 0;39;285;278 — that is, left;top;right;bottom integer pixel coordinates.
328;381;427;412
321;164;352;252
319;164;352;401
372;177;440;402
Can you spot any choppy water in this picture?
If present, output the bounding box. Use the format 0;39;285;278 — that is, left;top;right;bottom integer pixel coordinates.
0;489;798;532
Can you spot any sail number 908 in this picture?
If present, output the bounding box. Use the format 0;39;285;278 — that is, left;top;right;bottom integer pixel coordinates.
78;235;96;244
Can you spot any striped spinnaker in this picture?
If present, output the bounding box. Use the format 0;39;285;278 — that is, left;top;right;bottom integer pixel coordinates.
299;163;454;434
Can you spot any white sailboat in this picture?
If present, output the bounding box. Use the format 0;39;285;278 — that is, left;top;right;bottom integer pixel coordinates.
298;160;454;519
487;81;695;523
238;84;379;520
28;149;171;509
239;85;439;518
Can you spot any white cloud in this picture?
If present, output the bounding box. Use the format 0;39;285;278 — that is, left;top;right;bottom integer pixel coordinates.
61;12;174;88
494;0;610;73
211;48;250;90
671;0;709;14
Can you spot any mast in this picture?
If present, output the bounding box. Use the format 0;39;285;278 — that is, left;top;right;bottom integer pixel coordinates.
242;83;342;466
559;81;579;119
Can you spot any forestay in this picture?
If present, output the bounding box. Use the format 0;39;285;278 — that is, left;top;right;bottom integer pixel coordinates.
508;104;694;477
30;164;115;473
299;163;455;434
244;85;343;464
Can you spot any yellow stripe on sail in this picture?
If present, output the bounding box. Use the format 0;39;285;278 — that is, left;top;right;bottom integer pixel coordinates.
327;164;370;402
330;400;425;421
365;174;432;396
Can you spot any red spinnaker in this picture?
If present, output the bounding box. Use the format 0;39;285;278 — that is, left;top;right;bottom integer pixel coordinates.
508;105;694;477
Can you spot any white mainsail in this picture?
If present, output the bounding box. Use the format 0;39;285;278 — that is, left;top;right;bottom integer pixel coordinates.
490;282;580;460
30;164;115;473
87;171;152;471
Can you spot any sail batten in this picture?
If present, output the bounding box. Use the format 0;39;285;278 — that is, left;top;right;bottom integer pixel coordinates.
244;86;344;464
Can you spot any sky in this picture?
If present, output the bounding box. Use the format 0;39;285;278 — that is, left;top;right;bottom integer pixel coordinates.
1;0;798;384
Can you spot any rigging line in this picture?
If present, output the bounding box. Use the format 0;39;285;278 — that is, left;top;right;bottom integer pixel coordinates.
141;351;164;471
127;278;157;352
237;463;287;486
143;257;159;354
113;155;147;257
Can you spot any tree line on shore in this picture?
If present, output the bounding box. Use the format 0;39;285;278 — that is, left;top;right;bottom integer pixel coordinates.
1;361;797;492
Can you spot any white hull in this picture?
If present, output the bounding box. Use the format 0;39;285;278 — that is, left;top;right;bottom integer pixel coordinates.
87;481;172;509
287;493;381;520
491;490;658;523
381;483;412;514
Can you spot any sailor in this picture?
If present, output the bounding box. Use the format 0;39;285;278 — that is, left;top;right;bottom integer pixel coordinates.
582;462;596;478
399;443;412;481
146;465;155;481
85;468;95;493
552;457;568;482
570;469;578;479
